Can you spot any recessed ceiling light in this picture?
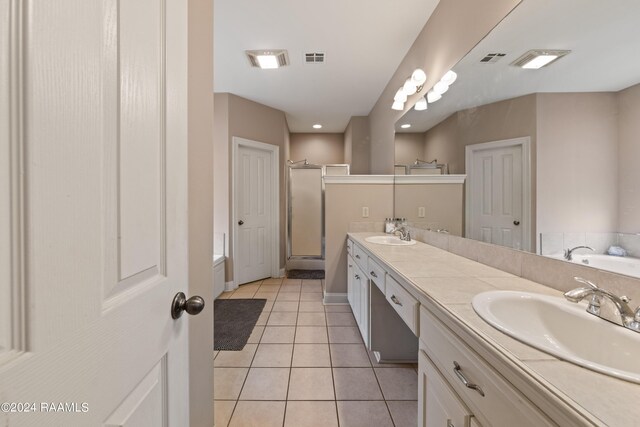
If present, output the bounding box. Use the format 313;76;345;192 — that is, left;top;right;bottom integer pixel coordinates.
511;50;571;69
401;124;411;129
245;50;290;69
256;55;279;69
313;124;322;129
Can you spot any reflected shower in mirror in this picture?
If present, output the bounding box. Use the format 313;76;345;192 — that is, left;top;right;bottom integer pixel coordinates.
394;0;640;278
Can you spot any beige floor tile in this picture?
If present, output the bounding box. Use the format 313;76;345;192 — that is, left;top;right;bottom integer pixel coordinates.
336;401;394;427
261;300;274;312
295;326;328;343
267;311;298;326
262;277;284;285
238;283;261;292
259;283;281;293
301;279;322;287
252;344;294;368
326;312;357;327
272;301;299;312
284;401;338;427
246;326;265;344
297;312;326;326
374;367;418;400
328;327;362;344
214;368;248;400
214;344;258;367
298;301;325;312
239;368;290;400
229;401;285;427
255;312;269;326
282;278;302;286
217;291;233;299
300;292;323;302
214;351;219;359
261;326;296;343
387;401;418;427
279;284;301;292
214;400;236;427
288;368;335;400
324;304;352;312
292;344;331;367
330;344;371;367
333;368;383;400
253;291;278;301
276;292;301;302
229;291;256;299
301;283;322;292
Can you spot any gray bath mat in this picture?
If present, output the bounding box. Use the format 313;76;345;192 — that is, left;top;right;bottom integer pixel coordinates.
214;299;266;351
287;269;325;279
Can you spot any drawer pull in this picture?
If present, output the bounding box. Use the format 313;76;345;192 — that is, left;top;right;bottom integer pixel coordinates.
349;264;352;267
370;271;378;278
453;361;485;397
355;274;361;280
355;254;361;259
447;421;454;427
390;295;403;306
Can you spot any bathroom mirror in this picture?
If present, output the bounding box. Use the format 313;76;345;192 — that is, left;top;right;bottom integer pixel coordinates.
394;0;640;279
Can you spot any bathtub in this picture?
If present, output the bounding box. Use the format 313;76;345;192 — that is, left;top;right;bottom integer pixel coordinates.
552;253;640;278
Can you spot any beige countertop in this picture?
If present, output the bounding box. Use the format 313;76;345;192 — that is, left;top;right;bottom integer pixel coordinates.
348;232;640;427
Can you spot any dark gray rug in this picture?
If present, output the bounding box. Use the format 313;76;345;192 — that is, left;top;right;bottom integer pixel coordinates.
287;269;325;279
214;299;266;351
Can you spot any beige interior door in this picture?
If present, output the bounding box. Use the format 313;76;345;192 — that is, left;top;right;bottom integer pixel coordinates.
0;0;201;425
235;142;274;285
468;143;524;249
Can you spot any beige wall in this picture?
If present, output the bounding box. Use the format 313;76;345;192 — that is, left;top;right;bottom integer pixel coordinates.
537;92;619;235
290;133;345;165
368;0;522;174
325;184;393;295
395;183;463;235
618;83;640;233
187;0;214;424
214;93;290;282
344;116;371;174
394;133;425;165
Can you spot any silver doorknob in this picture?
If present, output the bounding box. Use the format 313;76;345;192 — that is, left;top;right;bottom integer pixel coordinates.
171;292;205;319
238;220;244;225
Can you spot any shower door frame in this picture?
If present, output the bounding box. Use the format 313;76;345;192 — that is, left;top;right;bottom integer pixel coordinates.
287;163;325;261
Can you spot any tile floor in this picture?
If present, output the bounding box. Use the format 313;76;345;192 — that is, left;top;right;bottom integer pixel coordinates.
214;278;418;427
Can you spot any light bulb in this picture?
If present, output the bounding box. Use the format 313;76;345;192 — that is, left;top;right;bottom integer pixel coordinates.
392;101;404;111
403;78;418;96
394;88;407;103
411;69;427;86
433;81;449;95
442;70;457;85
427;90;441;103
414;97;427;111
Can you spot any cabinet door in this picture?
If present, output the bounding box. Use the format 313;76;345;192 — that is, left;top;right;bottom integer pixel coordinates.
419;350;473;427
352;263;362;325
358;275;370;347
347;255;354;307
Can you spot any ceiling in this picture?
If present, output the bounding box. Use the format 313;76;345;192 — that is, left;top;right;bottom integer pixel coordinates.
214;0;440;133
397;0;640;133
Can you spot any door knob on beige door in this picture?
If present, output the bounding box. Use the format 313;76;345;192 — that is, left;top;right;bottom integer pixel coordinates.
513;220;520;226
171;292;205;319
238;220;244;225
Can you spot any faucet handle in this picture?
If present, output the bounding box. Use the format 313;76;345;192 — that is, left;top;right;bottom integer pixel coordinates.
621;296;630;303
573;277;599;290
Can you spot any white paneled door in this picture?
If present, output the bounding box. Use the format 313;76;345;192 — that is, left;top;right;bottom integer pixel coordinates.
0;0;201;425
467;138;530;251
234;140;277;285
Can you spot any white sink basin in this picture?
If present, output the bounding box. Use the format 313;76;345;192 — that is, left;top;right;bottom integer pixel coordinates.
472;291;640;383
365;235;417;246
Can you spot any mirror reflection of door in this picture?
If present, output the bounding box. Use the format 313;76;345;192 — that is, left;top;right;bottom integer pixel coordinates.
466;138;531;251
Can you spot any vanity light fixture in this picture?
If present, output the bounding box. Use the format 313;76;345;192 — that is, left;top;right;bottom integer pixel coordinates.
414;97;427;111
441;70;457;85
400;124;411;129
426;90;441;103
392;101;405;111
403;78;419;96
511;49;571;69
394;88;408;103
433;81;449;95
245;49;290;69
391;68;427;110
313;124;322;129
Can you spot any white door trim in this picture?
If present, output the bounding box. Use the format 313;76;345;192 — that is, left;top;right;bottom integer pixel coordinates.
465;137;532;252
232;137;280;284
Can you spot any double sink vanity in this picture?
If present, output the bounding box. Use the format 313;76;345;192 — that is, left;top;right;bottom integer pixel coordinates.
345;232;640;427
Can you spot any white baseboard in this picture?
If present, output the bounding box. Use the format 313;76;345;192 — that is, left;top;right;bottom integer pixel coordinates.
323;292;348;304
224;281;237;292
279;268;286;278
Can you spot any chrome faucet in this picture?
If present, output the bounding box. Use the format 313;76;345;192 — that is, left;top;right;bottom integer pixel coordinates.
391;226;411;241
564;245;594;261
564;277;640;333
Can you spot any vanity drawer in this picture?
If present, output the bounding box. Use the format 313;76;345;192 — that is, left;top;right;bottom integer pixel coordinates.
353;243;367;271
367;256;386;292
420;306;554;427
385;275;418;335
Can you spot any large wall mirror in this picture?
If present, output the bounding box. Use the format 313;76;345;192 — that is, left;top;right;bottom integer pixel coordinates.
394;0;640;279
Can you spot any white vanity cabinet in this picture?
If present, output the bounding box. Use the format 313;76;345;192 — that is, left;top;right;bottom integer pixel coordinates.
347;251;369;347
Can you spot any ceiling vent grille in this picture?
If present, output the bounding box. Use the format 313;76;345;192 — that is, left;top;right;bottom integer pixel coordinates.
245;50;290;68
480;53;506;63
511;49;571;68
305;52;325;63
